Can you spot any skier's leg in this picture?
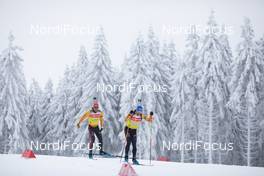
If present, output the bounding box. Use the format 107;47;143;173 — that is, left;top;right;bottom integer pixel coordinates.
88;126;95;157
94;126;103;154
131;133;137;160
131;134;139;165
125;138;132;161
124;127;131;161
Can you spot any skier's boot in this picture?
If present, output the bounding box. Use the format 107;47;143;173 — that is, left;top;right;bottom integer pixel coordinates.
132;158;139;165
88;152;93;159
124;156;128;163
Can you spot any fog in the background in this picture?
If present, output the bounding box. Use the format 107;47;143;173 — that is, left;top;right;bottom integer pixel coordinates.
0;0;263;87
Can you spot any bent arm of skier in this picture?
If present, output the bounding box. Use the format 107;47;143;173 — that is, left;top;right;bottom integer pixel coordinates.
77;111;90;128
124;110;135;122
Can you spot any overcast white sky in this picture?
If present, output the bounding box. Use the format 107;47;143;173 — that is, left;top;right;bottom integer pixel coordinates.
0;0;263;88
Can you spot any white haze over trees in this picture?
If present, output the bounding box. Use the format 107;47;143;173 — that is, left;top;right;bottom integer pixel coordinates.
0;12;264;167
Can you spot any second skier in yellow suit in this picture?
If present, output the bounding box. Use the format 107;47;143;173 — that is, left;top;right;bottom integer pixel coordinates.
124;104;153;164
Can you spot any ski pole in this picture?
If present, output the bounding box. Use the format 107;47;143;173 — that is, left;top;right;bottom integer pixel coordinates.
149;112;154;166
120;127;129;163
149;121;152;165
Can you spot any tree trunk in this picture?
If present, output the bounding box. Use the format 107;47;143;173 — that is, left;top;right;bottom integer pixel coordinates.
247;110;251;166
208;92;213;164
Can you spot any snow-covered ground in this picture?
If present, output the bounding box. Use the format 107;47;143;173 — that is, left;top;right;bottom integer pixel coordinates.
0;154;263;176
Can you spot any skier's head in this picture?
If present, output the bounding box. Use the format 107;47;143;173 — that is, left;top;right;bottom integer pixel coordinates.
92;97;99;110
136;105;143;114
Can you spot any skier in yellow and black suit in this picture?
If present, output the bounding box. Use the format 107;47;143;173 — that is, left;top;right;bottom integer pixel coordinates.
124;105;153;164
77;97;106;159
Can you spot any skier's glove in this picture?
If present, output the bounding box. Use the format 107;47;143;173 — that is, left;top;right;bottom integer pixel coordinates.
149;112;154;122
77;123;80;128
130;110;135;115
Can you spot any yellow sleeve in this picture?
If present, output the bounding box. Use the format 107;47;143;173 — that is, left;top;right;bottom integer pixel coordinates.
78;111;90;124
100;112;104;127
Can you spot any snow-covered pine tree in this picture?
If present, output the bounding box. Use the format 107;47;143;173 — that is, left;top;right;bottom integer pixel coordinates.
75;28;120;154
170;26;201;163
115;54;129;115
170;70;193;162
162;41;181;77
27;79;43;145
0;50;5;154
38;79;54;154
161;41;182;156
256;35;264;166
46;66;73;155
219;25;233;61
0;54;4;152
0;32;29;153
146;27;171;158
196;11;231;164
184;27;200;70
218;25;234;165
219;25;233;89
227;18;264;166
162;40;182;124
65;46;90;156
256;35;264;55
119;33;156;159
